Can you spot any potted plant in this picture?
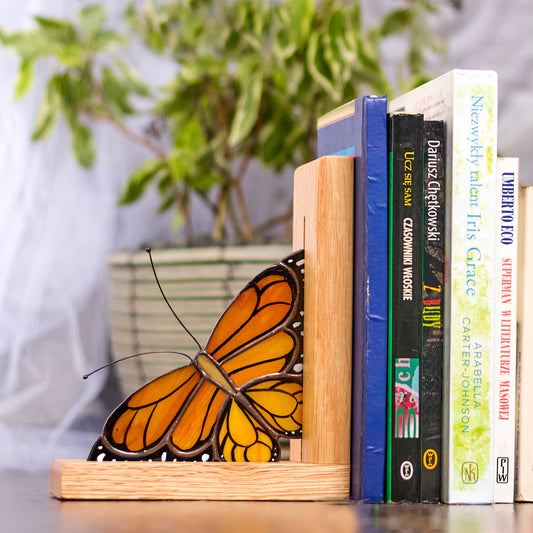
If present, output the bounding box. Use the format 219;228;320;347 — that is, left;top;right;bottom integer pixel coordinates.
0;0;447;393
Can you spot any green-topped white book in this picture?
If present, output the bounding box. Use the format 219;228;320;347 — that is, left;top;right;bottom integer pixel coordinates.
390;69;498;504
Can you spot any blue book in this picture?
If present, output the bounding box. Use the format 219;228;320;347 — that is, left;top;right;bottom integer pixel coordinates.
317;95;388;502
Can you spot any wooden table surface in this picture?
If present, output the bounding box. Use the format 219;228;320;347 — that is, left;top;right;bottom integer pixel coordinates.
2;470;533;532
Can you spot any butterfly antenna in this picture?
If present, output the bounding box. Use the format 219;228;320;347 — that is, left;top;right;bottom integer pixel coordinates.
83;350;194;380
146;247;202;351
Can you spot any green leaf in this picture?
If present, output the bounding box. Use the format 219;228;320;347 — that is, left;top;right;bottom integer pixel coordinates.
274;0;314;59
33;16;77;44
380;9;414;37
158;194;174;214
14;58;35;99
167;147;191;183
229;71;263;147
78;5;107;33
57;43;86;67
408;45;425;76
179;56;226;84
157;170;172;195
114;59;151;98
278;0;313;47
1;29;51;60
118;159;165;204
32;105;57;141
101;66;133;115
342;3;361;52
305;32;340;101
92;29;128;51
71;124;95;168
154;167;176;212
356;36;381;74
31;81;60;140
52;72;90;127
328;10;354;69
225;29;240;53
173;114;206;153
262;124;285;165
275;27;297;60
187;171;221;193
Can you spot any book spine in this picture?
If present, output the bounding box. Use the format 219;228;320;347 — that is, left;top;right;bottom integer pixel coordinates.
493;158;519;502
360;96;388;503
445;80;497;503
387;112;424;502
516;185;533;501
420;120;445;502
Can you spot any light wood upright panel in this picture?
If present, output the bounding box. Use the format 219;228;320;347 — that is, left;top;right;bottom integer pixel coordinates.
291;156;354;464
49;157;353;501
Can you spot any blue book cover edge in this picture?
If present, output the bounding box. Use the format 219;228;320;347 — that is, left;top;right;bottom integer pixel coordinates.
317;95;388;502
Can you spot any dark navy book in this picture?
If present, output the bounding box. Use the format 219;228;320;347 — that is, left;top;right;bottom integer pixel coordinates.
317;95;388;502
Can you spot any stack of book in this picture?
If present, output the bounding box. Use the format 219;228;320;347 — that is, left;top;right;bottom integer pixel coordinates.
317;69;528;504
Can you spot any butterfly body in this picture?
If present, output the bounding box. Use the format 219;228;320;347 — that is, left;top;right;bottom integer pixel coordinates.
89;250;304;463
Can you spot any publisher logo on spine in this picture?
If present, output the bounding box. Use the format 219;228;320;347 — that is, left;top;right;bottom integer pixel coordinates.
423;449;438;470
496;457;509;484
400;460;414;481
461;462;479;484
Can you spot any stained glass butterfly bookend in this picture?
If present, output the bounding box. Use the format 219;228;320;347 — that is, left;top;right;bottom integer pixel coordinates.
50;156;354;501
87;249;305;464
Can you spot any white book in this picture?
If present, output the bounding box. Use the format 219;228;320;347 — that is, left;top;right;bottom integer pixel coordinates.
390;69;498;503
516;185;533;501
493;157;519;503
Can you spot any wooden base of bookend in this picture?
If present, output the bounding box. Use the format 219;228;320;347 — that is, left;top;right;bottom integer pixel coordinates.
49;460;349;501
49;156;354;501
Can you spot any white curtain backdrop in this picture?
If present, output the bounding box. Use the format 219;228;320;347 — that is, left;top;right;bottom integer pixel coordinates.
0;0;177;470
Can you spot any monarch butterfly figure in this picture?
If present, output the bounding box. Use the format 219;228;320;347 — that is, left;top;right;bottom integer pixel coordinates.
88;249;304;463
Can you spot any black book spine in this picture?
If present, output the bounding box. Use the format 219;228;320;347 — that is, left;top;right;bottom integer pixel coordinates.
420;120;445;502
388;113;424;502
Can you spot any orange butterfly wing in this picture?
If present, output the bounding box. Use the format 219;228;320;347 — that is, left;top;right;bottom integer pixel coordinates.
206;272;297;360
88;250;304;462
216;377;303;461
170;250;304;461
